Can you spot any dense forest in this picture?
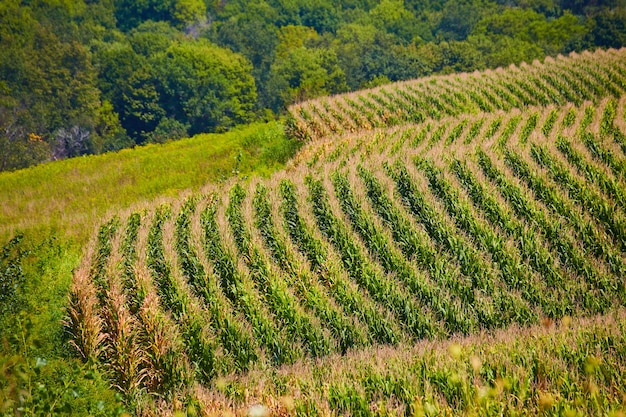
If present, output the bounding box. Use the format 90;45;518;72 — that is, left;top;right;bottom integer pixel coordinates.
1;0;625;171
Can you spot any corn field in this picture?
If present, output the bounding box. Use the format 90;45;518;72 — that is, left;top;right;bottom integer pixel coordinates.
67;48;626;415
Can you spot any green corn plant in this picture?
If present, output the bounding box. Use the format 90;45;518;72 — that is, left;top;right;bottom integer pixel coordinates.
279;179;399;345
574;56;623;97
552;65;592;103
519;112;539;144
91;216;121;302
526;72;563;105
307;175;433;340
200;199;298;365
541;109;559;137
445;120;469;145
227;184;330;358
484;117;502;140
561;108;577;129
254;184;367;354
175;195;257;373
503;147;626;276
577;105;596;135
600;98;617;138
393;88;427;124
539;70;579;105
560;62;606;99
120;213;143;312
496;115;521;147
464;118;485;144
510;72;551;106
501;78;537;106
386;161;535;328
428;124;449;145
410;123;432;148
474;82;509;111
417;158;548;318
146;204;217;383
466;88;493;113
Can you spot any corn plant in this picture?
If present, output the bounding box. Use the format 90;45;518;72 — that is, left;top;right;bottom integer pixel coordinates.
561;107;577;129
307;175;434;340
541;109;559;137
445;120;468;145
600;98;618;138
496;115;521;147
279;179;399;345
386;161;536;328
120;212;143;312
100;280;147;400
175;195;257;373
91;217;121;302
146;204;217;383
539;70;580;105
464;118;485;144
519;112;539;144
227;184;330;358
484;117;502;140
200;199;298;365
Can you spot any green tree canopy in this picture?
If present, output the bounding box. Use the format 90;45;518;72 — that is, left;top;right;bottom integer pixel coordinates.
152;40;257;134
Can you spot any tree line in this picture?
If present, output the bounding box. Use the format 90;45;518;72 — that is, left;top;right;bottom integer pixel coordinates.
1;0;624;171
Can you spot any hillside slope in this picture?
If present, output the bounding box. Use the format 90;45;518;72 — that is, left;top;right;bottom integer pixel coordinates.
0;122;297;243
66;48;626;415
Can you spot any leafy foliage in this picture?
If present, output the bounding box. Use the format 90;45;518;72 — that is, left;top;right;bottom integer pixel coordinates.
2;0;626;170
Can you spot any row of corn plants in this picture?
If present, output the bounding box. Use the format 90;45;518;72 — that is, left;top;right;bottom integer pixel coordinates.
146;205;217;383
200;198;298;365
88;217;152;401
253;183;368;353
279;179;400;345
174;195;258;373
90;217;121;302
306;175;434;340
333;169;475;337
386;161;534;328
227;184;331;358
119;213;143;311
